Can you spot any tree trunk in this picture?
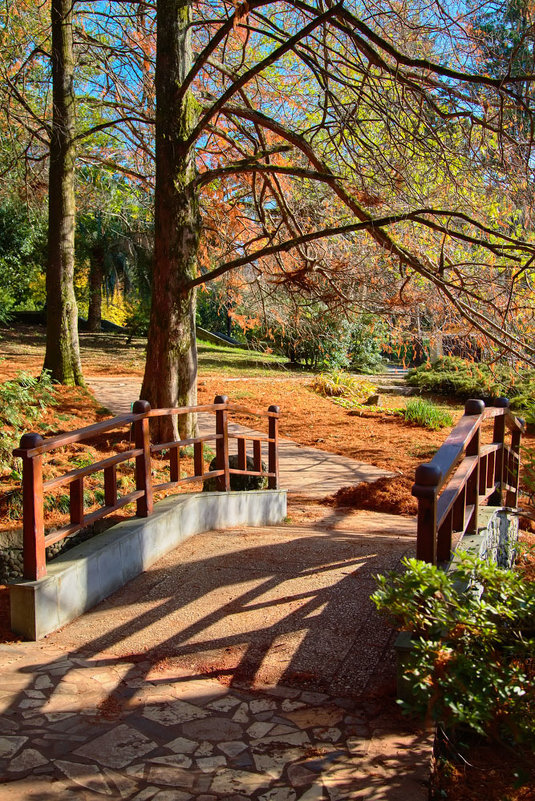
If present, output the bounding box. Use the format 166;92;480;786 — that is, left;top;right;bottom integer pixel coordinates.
141;0;201;441
43;0;83;385
87;244;104;332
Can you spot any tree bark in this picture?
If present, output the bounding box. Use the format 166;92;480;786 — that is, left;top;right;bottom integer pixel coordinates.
87;244;104;332
43;0;83;385
141;0;201;441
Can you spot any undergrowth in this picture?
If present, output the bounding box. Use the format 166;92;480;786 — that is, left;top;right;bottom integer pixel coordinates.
373;555;535;745
401;398;453;430
311;371;376;406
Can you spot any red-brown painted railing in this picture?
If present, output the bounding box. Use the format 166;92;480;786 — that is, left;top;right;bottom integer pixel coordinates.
412;398;524;564
13;396;280;581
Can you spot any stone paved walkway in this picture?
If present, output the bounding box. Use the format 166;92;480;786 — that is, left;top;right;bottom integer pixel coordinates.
88;378;390;497
0;511;430;801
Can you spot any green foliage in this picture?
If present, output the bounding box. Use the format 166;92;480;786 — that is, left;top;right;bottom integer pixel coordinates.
372;556;535;743
0;201;46;316
401;398;453;430
407;357;507;398
348;315;387;374
311;371;376;406
0;370;56;472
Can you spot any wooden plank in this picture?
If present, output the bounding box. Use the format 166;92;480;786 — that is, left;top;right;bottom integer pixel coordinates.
104;464;117;507
43;490;145;546
14;413;138;457
151;434;220;454
427;413;484;492
253;440;262;472
44;449;142;491
153;470;225;493
169;446;180;483
147;403;225;418
436;456;478;529
237;438;247;471
69;477;84;525
194;441;204;477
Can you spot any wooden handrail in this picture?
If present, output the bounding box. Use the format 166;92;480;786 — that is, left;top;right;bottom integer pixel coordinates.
14;396;281;580
412;397;525;564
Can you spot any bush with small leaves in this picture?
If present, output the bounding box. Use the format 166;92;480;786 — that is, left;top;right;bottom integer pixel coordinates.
372;555;535;744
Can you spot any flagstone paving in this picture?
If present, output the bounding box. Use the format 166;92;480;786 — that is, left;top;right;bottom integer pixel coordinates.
0;510;431;800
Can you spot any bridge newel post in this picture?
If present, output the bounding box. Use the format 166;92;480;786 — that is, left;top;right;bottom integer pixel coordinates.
492;397;509;505
133;400;153;517
268;406;280;490
412;463;441;564
465;399;484;535
18;433;46;580
214;395;230;491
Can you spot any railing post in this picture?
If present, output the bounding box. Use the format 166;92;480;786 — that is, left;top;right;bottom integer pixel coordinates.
19;433;46;581
506;418;523;507
268;405;280;490
492;397;509;505
465;399;484;535
132;400;153;517
214;395;230;491
412;463;441;564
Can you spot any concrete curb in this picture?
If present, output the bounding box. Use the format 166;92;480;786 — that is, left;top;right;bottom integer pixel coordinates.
10;489;287;640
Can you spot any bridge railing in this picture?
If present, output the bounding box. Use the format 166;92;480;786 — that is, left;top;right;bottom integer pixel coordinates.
13;395;280;581
412;398;524;564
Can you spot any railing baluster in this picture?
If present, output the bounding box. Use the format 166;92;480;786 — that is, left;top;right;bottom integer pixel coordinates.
268;405;280;489
253;439;262;473
70;477;84;524
237;437;246;471
169;445;180;483
465;399;484;535
214;395;230;491
492;397;509;504
506;424;522;507
194;441;203;476
104;464;117;507
132;399;153;517
19;433;45;581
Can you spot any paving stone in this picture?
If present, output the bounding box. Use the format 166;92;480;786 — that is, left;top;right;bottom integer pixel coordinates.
300;693;329;705
247;721;274;739
253;731;310;748
197;755;227;772
56;760;115;795
152;792;192;801
218;741;247;758
210;769;269;794
207;696;241;712
259;787;297;801
195;741;214;757
0;737;27;759
7;748;48;773
146;764;196;788
249;699;277;714
231;703;249;723
183;717;244;743
287;764;317;788
74;724;157;769
311;728;341;743
102;767;140;798
296;784;324;801
165;736;197;754
144;700;208;726
281;700;306;712
149;754;193;769
283;709;343;730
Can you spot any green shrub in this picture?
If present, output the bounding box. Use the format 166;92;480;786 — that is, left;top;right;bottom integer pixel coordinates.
372;556;535;743
401;398;453;430
0;369;57;473
406;357;506;398
311;371;376;405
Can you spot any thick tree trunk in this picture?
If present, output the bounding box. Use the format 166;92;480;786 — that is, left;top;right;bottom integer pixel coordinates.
43;0;83;385
87;245;104;332
141;0;201;441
